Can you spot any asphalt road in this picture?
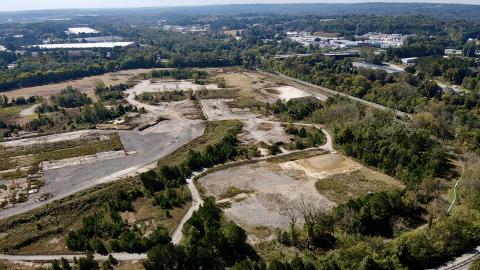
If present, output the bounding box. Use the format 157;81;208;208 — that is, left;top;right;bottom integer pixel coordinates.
432;246;480;270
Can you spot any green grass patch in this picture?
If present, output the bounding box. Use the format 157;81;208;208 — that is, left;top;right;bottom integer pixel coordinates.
219;186;254;199
315;170;402;204
157;120;242;168
196;88;240;99
0;133;124;173
137;91;189;104
0;106;24;121
267;149;327;163
0;169;28;180
227;97;264;109
33;133;123;163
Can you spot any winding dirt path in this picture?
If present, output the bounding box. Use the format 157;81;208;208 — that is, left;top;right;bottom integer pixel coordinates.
0;125;334;263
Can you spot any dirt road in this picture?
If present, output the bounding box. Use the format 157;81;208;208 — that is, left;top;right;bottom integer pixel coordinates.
19;104;39;117
171;170;205;245
0;124;333;262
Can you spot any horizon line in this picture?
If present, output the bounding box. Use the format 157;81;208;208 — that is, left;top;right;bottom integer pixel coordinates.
1;1;479;14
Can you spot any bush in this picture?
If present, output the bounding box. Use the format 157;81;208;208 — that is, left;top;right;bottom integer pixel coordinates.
52;86;92;108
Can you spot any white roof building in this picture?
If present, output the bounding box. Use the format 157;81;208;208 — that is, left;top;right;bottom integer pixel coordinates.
30;42;134;49
66;27;100;35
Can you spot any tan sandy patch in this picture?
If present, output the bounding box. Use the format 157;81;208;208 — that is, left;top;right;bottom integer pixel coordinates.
279;153;361;179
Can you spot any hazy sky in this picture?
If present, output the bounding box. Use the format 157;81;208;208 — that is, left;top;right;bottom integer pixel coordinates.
1;0;479;12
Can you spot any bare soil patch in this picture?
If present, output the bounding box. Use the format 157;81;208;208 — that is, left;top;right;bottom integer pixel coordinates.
279;153;360;178
274;86;310;101
2;69;156;100
279;153;404;203
198;161;335;231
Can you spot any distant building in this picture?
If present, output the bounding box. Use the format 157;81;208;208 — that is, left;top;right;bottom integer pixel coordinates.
401;57;417;65
445;49;463;56
74;36;123;43
322;50;360;60
353;62;402;74
286;31;358;49
274;53;312;59
163;24;209;33
330;40;358;49
66;27;100;35
29;42;134;50
356;32;407;48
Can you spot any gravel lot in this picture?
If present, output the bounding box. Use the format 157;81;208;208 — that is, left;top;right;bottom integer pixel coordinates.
200;99;290;144
1;81;206;219
198;161;336;230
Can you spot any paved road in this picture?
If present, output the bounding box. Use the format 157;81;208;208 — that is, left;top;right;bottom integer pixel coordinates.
432;246;480;270
0;253;147;262
260;71;411;118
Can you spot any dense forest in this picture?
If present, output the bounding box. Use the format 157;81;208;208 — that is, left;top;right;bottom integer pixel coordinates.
264;96;480;269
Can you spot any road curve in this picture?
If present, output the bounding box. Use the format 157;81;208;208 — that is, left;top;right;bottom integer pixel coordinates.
0;125;334;263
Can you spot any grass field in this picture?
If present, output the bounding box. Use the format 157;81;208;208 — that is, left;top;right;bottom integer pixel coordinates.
0;106;23;120
0;105;37;124
196;88;240;100
227;97;265;109
315;168;404;204
2;68;158;101
0;120;243;254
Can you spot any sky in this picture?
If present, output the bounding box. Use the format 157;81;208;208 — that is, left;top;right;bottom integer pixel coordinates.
1;0;479;12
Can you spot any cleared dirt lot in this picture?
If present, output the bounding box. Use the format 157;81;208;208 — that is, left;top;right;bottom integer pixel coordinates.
1;79;206;219
2;68;156;99
274;86;311;101
279;153;361;179
198;161;336;230
281;154;404;204
198;153;402;237
200;99;290;144
130;80;218;94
